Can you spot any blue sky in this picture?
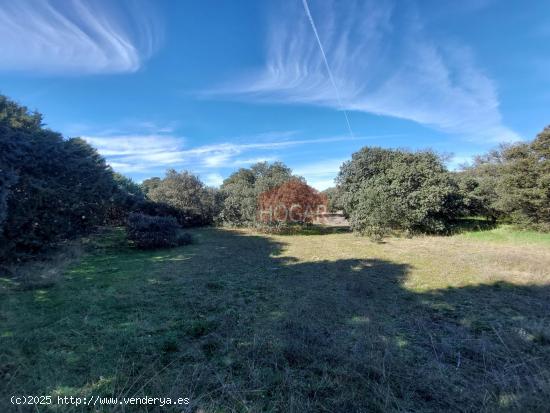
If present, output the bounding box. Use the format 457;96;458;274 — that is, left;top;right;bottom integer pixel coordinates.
0;0;548;189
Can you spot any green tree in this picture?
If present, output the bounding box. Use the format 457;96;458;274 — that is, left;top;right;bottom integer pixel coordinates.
0;95;118;260
147;169;216;225
219;162;296;226
141;177;161;195
458;127;550;230
113;173;145;199
337;147;460;238
105;173;146;225
497;127;550;229
322;187;344;212
454;148;505;222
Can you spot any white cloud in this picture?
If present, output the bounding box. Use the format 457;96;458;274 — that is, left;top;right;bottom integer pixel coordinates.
232;156;278;166
83;135;183;157
293;158;346;190
203;173;225;187
446;154;476;171
82;130;381;177
107;162;149;173
208;0;518;142
203;153;234;167
81;133;188;174
0;0;161;74
306;178;337;191
79;132;306;170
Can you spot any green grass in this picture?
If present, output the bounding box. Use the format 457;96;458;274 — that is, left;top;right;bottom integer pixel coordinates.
1;226;550;412
457;224;550;245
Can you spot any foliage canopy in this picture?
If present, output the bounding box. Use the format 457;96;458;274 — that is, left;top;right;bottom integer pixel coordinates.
0;95;118;260
219;162;298;226
336;147;460;238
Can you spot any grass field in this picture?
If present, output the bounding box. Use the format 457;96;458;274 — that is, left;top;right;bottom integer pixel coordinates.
1;226;550;412
457;224;550;246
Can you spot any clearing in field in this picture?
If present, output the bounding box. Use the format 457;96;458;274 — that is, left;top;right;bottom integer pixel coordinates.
1;226;550;412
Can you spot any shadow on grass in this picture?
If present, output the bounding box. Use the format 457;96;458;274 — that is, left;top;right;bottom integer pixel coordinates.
1;227;549;412
264;223;351;236
447;217;499;235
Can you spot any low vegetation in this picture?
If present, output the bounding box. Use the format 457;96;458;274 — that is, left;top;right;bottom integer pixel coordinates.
1;226;549;411
126;213;191;250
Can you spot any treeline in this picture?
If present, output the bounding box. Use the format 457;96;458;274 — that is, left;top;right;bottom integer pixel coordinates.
0;96;218;261
1;94;549;261
455;131;550;230
0;95;314;261
329;127;550;237
117;140;550;241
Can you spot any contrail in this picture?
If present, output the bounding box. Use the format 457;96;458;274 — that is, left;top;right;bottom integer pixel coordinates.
301;0;354;138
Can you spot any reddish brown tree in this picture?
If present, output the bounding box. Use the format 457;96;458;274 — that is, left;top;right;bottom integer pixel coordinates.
258;179;327;223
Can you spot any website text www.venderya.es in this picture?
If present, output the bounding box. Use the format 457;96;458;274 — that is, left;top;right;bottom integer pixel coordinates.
11;395;190;408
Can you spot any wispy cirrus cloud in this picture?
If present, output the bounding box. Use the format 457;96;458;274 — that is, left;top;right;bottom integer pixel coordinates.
231;157;278;167
82;129;386;177
83;135;183;157
207;0;518;142
0;0;161;74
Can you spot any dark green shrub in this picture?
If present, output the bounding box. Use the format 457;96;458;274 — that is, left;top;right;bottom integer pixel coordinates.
496;128;550;230
147;170;218;226
105;172;147;225
133;199;201;227
126;213;180;249
0;95;118;261
337;147;461;238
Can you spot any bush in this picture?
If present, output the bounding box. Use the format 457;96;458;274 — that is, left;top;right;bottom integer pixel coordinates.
104;174;146;226
146;170;220;226
126;213;181;250
133;199;203;227
337;147;460;238
0;95;118;261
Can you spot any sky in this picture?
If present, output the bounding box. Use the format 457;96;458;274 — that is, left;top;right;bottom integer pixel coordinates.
0;0;549;190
